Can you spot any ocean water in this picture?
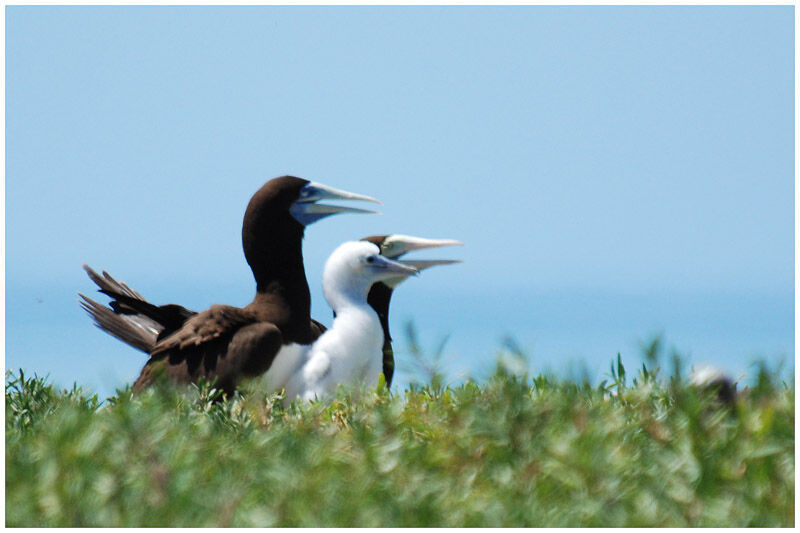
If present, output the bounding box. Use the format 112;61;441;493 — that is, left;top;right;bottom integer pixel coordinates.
388;288;794;388
6;283;793;400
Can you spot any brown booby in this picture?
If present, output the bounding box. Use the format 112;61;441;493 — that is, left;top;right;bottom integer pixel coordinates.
360;234;463;388
283;240;420;403
79;176;380;396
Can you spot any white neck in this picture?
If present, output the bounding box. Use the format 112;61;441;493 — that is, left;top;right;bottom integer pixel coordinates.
323;268;373;314
321;263;383;372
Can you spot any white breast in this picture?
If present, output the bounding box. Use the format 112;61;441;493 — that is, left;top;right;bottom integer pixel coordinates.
290;304;384;403
257;342;310;393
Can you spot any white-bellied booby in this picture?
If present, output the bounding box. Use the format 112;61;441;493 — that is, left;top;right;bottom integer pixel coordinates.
79;176;380;396
283;240;419;403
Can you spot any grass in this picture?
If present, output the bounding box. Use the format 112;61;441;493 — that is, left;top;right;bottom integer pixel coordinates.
5;345;795;527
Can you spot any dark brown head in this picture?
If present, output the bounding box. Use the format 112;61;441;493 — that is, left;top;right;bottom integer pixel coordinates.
242;176;381;292
242;176;310;291
361;235;388;248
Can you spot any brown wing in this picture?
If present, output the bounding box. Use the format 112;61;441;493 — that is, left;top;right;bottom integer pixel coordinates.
79;293;158;353
134;305;282;396
80;264;197;352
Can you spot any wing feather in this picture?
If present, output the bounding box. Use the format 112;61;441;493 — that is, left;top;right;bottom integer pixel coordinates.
137;305;283;396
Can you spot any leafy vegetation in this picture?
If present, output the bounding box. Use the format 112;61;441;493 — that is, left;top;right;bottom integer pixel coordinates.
5;347;794;527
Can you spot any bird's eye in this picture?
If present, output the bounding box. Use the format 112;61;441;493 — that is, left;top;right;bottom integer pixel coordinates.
366;256;376;264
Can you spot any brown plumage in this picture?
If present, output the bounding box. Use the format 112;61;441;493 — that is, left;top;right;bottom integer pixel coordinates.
79;265;195;352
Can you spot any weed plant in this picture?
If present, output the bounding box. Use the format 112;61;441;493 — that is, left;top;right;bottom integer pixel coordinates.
5;345;794;526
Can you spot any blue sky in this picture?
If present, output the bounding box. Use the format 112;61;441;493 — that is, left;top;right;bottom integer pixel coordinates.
6;6;794;397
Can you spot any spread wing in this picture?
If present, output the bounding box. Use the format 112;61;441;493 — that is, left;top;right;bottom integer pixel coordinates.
79;264;197;352
135;305;283;395
79;293;160;353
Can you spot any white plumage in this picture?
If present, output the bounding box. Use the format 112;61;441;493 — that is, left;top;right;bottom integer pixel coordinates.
284;241;417;403
259;342;310;392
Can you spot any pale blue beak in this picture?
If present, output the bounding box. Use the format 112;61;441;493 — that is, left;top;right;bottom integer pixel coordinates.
291;182;381;226
369;254;420;277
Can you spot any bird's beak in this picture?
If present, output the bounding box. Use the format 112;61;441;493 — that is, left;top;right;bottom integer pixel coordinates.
291;182;381;226
396;259;463;271
369;255;420;278
378;234;463;288
380;235;463;259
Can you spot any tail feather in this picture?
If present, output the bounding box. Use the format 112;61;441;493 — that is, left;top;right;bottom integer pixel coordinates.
82;264;146;302
80;264;197;354
78;293;158;353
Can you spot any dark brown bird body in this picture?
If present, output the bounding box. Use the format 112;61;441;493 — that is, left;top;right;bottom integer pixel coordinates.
366;281;397;387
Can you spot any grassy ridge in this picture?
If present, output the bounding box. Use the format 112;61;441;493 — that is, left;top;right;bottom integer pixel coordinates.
5;355;794;527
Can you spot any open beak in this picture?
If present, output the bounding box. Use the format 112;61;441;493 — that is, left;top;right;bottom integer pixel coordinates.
377;234;463;287
291;182;382;226
396;259;463;270
369;255;420;278
381;235;463;259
